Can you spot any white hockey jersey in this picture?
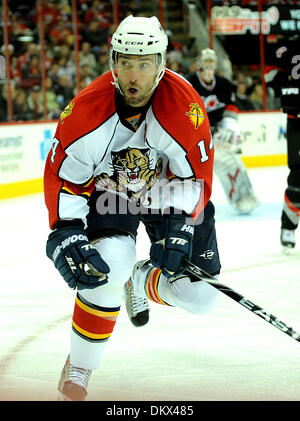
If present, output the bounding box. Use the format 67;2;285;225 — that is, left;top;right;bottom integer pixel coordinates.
44;69;214;229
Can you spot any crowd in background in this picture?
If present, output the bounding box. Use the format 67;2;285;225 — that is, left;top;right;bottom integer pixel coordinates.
0;0;287;122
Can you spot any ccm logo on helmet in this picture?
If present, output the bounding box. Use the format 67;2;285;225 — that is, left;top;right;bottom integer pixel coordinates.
125;41;143;45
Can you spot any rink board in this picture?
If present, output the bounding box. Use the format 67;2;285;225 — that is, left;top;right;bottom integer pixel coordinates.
0;112;287;199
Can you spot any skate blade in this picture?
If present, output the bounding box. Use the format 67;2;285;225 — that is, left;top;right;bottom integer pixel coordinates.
281;245;295;255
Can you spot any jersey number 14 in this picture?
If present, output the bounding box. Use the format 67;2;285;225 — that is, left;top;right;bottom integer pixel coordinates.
198;135;213;163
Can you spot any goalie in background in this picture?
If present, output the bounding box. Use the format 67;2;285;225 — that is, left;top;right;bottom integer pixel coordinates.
264;34;300;253
186;48;259;215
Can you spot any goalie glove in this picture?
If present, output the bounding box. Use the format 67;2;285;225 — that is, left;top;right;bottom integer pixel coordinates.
46;221;110;290
150;215;194;278
214;116;241;147
213;127;240;144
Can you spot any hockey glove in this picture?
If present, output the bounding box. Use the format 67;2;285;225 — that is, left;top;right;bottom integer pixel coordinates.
150;216;194;278
46;224;110;290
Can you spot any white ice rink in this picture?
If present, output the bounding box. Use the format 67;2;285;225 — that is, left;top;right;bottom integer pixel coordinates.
0;165;300;402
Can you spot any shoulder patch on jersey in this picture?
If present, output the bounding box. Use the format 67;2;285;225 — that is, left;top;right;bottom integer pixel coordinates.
55;72;116;149
152;69;210;151
60;100;75;125
185;103;205;129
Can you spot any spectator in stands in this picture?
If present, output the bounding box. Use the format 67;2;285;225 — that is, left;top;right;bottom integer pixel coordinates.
82;19;109;54
185;59;198;74
48;17;73;46
79;42;97;71
235;80;254;110
47;62;61;91
55;74;74;109
10;56;22;89
168;60;185;75
119;0;141;19
95;50;109;75
59;44;72;61
43;0;63;31
13;89;31;121
65;49;77;84
167;49;183;66
45;77;61;119
249;83;264;110
27;85;44;120
20;54;42;90
167;50;185;75
56;54;74;85
80;63;96;88
83;0;107;25
18;42;39;71
98;41;110;55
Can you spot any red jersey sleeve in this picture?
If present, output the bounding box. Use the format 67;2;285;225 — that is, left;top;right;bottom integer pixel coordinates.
152;69;214;219
44;72;116;229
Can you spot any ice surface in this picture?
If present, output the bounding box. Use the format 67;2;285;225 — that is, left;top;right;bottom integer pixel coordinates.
0;166;300;401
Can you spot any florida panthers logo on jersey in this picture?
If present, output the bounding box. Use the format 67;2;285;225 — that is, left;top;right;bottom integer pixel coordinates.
95;147;163;200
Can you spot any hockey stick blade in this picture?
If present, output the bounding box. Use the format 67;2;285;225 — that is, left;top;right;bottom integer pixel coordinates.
185;259;300;343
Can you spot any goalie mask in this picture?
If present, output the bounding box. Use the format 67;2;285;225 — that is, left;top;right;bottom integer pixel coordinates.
109;15;168;96
197;48;217;83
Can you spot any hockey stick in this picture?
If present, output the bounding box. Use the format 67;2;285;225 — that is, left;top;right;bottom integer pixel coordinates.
185;259;300;343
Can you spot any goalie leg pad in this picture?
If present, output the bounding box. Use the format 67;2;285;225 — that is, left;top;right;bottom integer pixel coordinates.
214;149;259;214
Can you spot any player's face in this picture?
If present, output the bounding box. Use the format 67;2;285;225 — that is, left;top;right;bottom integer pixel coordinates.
201;59;216;83
116;54;158;107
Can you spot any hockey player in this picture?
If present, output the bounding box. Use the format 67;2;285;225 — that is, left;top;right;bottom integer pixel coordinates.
186;48;259;214
44;15;221;401
264;35;300;253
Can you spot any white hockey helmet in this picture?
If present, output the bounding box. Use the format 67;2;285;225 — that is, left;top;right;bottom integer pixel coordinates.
110;15;168;93
197;48;217;70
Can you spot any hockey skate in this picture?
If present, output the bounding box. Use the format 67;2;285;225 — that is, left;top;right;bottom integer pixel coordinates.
124;260;150;327
58;355;92;401
280;228;296;254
